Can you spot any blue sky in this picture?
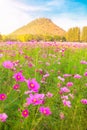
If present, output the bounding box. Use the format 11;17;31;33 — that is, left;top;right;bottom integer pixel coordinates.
0;0;87;34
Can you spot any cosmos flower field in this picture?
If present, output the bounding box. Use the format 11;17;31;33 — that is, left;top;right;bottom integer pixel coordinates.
0;41;87;130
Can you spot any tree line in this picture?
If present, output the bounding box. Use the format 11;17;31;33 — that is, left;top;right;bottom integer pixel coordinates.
0;26;87;42
66;26;87;42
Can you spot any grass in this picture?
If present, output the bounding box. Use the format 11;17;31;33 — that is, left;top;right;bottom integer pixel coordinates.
0;41;87;130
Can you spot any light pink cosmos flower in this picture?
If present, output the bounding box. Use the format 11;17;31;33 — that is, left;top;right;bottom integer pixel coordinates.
85;83;87;86
3;61;14;69
22;109;29;118
80;60;87;64
27;78;40;92
74;74;82;79
0;113;8;122
66;82;73;87
13;72;25;82
62;99;71;107
0;54;3;58
61;95;68;100
0;94;7;101
39;106;52;116
81;99;87;104
26;93;44;106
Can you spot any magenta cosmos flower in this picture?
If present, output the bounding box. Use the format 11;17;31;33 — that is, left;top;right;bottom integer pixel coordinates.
13;72;25;82
3;61;14;69
26;93;44;106
66;82;73;87
13;84;20;90
81;99;87;104
84;72;87;76
27;78;40;92
39;106;52;116
22;109;29;118
0;94;7;101
0;113;8;122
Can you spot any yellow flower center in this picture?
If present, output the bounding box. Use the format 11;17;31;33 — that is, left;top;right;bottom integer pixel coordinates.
24;111;27;114
33;98;37;102
1;96;5;99
43;110;47;114
17;76;21;79
30;83;34;88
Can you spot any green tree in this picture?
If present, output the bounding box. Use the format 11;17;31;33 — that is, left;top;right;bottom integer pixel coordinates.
66;27;80;42
81;26;87;42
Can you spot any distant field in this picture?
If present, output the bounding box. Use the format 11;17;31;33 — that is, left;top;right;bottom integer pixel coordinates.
0;41;87;130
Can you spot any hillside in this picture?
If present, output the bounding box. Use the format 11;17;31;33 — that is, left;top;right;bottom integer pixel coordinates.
11;18;65;36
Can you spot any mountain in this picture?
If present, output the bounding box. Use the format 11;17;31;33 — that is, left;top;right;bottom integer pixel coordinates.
11;18;66;36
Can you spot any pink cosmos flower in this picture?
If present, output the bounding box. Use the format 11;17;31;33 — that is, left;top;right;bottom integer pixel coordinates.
13;72;25;82
43;73;50;78
84;72;87;76
24;90;33;95
26;93;44;106
61;95;68;100
59;112;65;119
27;78;40;92
59;87;70;94
63;74;72;78
81;99;87;104
68;93;74;99
39;69;44;75
85;83;87;86
40;78;47;84
74;74;82;79
28;62;34;68
66;82;73;87
62;99;71;107
39;106;52;116
0;94;7;100
80;60;87;64
3;61;14;69
45;62;50;66
22;109;29;118
58;76;65;82
46;92;53;98
13;84;20;90
0;113;8;122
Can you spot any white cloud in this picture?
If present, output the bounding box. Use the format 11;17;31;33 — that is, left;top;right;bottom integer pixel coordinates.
0;0;33;34
52;14;87;31
0;0;87;34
